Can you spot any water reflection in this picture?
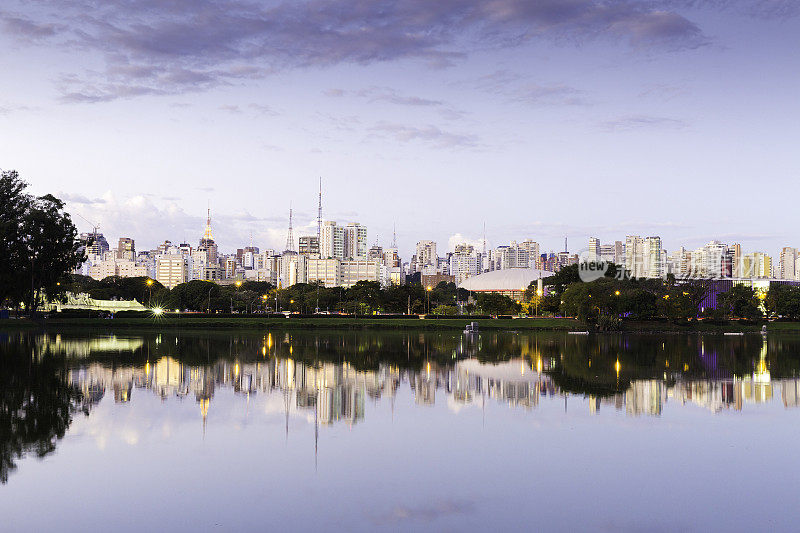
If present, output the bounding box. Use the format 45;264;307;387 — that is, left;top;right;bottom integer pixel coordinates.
4;329;800;484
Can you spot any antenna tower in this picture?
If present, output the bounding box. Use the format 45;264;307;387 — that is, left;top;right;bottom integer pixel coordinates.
285;204;295;253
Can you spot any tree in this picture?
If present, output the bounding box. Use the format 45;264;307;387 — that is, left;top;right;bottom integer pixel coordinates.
0;338;85;483
765;285;800;320
475;293;521;315
1;172;84;314
717;285;761;319
0;171;31;308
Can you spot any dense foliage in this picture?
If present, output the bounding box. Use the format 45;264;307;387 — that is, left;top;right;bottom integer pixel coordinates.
0;170;84;314
57;277;517;315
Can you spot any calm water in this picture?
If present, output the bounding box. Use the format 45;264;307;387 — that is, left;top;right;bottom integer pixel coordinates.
2;329;800;531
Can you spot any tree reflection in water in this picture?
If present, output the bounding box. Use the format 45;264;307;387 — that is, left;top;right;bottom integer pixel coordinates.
0;335;85;483
3;329;800;483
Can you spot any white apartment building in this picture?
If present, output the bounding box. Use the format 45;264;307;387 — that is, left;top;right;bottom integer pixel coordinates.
278;254;307;287
780;247;798;280
340;260;380;287
307;258;341;287
449;250;480;285
156;254;188;289
415;240;437;272
644;236;662;278
625;235;645;278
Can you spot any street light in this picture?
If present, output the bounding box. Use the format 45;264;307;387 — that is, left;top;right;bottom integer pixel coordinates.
426;285;432;314
535;287;543;316
146;278;154;304
232;280;242;313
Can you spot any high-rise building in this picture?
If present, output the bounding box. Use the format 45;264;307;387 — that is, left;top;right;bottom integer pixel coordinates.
81;232;110;256
415;240;437;272
198;209;218;265
741;252;773;279
320;221;345;259
156;254;188;289
644;236;662;278
117;238;135;260
731;243;742;277
306;258;341;287
449;246;480;285
625;235;645;277
340;260;380;287
588;237;600;262
779;247;798;280
299;236;320;256
343;223;368;260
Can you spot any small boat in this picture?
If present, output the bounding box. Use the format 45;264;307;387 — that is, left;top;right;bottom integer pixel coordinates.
464;322;479;335
724;332;744;336
568;331;590;335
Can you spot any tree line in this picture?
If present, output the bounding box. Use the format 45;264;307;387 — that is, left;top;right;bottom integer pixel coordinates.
538;263;800;328
61;275;526;316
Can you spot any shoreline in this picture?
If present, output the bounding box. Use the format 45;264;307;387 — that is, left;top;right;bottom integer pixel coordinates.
3;316;800;334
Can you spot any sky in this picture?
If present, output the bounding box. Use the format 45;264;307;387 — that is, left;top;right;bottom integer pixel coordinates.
0;0;798;259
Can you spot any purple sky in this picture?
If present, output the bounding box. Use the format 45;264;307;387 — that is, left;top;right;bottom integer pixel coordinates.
1;1;798;258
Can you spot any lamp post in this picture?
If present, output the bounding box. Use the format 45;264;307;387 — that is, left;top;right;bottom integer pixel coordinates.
426;285;432;314
536;288;543;317
146;278;154;305
232;279;242;313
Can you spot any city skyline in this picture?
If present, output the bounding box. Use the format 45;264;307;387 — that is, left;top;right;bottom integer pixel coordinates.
1;1;798;256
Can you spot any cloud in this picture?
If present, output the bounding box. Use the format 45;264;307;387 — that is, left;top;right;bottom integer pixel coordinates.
248;103;278;115
5;0;707;101
369;121;480;149
448;233;487;253
327;86;444;107
599;114;688;131
465;70;588;106
512;83;589;106
638;83;688;101
0;13;61;41
0;103;37;115
62;191;303;251
370;499;474;525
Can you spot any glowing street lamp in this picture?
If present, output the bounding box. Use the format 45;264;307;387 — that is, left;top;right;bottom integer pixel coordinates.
535;287;543;316
146;278;154;304
426;285;432;314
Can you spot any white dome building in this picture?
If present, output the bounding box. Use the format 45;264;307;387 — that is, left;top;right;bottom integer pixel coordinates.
458;268;554;300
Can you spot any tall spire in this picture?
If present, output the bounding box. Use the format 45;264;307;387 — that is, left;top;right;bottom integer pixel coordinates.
203;205;213;241
391;222;397;249
317;177;323;241
285;204;295;253
482;222;486;255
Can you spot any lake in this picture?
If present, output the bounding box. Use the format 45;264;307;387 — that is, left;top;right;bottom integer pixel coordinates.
2;329;800;531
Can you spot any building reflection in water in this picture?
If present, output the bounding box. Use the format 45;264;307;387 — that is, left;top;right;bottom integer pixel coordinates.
42;332;800;426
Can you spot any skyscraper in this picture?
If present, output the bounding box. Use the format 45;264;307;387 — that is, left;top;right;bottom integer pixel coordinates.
117;237;135;260
588;237;600;262
625;235;645;277
779;247;798;280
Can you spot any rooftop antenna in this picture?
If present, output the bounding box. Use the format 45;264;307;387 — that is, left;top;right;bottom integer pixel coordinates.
203;203;213;241
564;236;568;253
391;223;397;250
285;204;295;253
77;213;100;248
482;222;486;255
